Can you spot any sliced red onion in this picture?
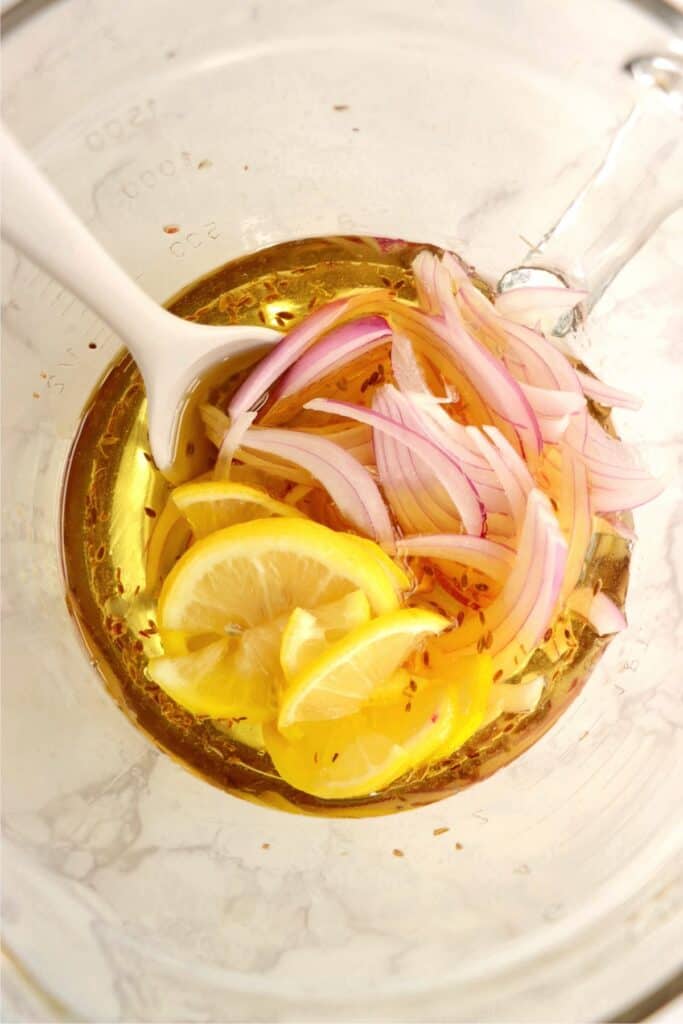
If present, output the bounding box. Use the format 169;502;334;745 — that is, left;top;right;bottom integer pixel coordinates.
200;402;230;449
482;426;535;493
378;381;511;519
292;423;374;465
575;370;642;411
441;250;472;286
396;534;515;582
583;417;642;465
519;383;586;418
228;301;341;419
392;332;441;401
374;424;455;535
238;427;393;543
587;474;666;514
305;392;485;535
489;677;545;715
494;285;586;333
570;420;665;512
440;490;567;675
555;445;592;603
272;316;390;402
374;388;474;534
463;291;583;397
216;411;257;476
432;265;543;456
228;292;386;420
412;251;442;315
538;413;571;443
567;587;627;635
466;425;533;533
391;336;504;499
231;448;311;484
485;512;516;541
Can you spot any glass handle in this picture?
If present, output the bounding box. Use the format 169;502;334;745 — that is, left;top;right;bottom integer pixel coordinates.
513;57;683;313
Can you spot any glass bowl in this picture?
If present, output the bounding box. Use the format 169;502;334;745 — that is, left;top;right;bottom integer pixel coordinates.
2;0;682;1020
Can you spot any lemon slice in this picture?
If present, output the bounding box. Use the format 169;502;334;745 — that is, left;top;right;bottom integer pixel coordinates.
150;613;294;721
428;653;493;759
278;608;448;728
280;591;372;680
171;480;305;538
146;496;191;592
346;534;411;593
264;681;459;799
147;480;304;590
147;637;275;720
151;594;373;722
158;518;404;635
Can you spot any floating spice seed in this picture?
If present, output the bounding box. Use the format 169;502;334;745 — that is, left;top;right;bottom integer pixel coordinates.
454;842;463;850
144;507;157;518
456;611;465;626
478;611;486;626
422;651;431;667
461;573;469;588
476;636;485;654
392;848;405;858
331;752;339;763
433;827;449;836
261;842;271;850
404;702;412;712
593;579;602;596
544;628;553;642
493;669;503;682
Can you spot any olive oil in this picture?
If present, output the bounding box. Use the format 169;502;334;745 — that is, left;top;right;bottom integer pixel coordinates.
61;235;631;816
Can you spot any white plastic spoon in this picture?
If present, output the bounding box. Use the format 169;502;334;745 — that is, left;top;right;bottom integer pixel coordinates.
0;124;280;474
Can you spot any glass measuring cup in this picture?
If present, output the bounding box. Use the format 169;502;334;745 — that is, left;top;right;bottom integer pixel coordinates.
2;1;682;1020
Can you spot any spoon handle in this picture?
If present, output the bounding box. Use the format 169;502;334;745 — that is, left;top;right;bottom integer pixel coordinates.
1;123;169;367
521;62;683;310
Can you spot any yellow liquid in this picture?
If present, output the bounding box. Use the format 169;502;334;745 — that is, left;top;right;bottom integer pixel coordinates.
61;235;631;816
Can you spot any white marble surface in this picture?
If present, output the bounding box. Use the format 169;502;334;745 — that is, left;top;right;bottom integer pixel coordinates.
2;1;682;1020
